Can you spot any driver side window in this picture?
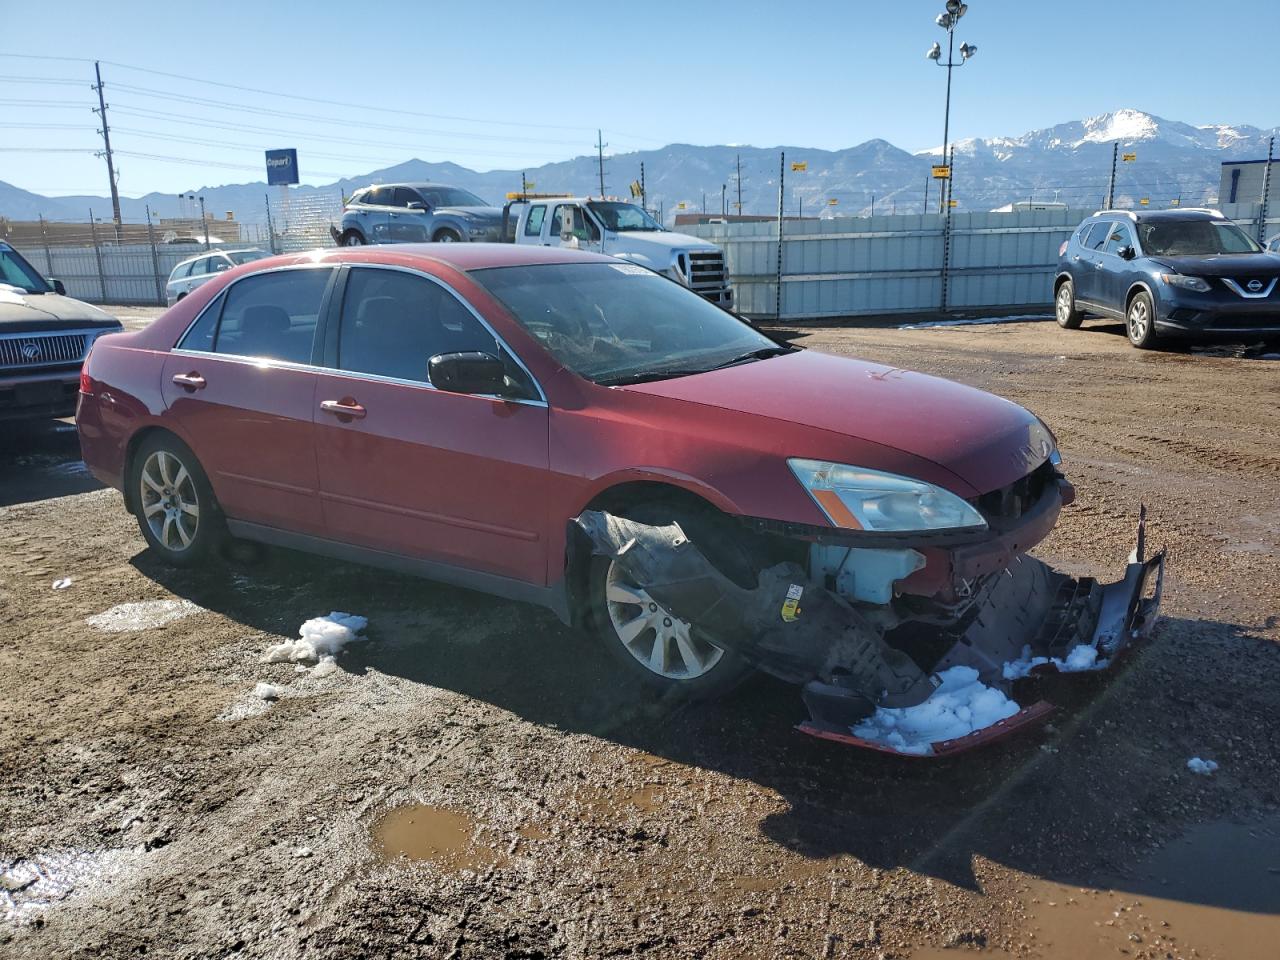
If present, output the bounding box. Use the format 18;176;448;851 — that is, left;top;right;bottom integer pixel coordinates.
550;205;599;241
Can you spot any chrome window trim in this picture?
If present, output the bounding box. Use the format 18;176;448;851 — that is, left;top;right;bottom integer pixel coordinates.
170;260;548;408
336;262;548;406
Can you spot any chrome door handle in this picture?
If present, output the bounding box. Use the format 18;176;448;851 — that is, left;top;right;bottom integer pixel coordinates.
320;398;367;421
171;372;206;391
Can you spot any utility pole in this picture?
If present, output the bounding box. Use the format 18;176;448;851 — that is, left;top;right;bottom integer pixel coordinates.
735;154;743;216
595;130;607;196
721;183;726;217
521;171;529;199
639;161;646;211
702;190;706;214
924;174;930;213
198;195;209;250
1259;135;1274;243
1106;142;1118;209
775;151;785;321
92;61;122;235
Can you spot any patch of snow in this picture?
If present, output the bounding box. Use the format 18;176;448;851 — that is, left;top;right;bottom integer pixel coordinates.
850;666;1021;756
1;848;141;925
51;578;72;590
1077;109;1160;146
1003;643;1104;680
263;611;368;664
252;683;282;701
898;314;1050;330
86;599;199;633
1187;757;1219;776
311;655;340;678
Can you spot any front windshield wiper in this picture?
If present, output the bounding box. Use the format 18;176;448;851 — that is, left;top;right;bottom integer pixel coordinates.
596;368;695;387
705;345;795;370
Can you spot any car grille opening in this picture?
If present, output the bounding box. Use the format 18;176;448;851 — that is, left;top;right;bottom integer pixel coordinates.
0;333;89;371
686;250;727;293
973;460;1057;526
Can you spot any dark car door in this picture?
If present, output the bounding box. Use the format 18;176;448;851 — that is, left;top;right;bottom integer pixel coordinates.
312;266;552;584
161;265;335;534
1097;221;1140;312
1074;220;1111;304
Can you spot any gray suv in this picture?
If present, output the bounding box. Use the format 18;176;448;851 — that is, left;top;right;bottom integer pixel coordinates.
336;183;504;246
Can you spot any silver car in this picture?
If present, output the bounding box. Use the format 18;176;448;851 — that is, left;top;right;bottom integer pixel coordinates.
166;249;268;306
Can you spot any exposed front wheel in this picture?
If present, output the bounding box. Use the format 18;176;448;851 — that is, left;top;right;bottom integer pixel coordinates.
586;503;754;700
130;433;222;566
432;228;462;243
1055;279;1083;329
1126;291;1159;349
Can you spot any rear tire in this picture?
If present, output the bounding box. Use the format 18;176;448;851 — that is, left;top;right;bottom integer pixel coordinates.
1126;290;1159;349
129;433;223;567
586;501;755;700
1055;278;1083;329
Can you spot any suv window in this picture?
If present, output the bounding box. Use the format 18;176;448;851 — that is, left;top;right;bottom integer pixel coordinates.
210;268;331;364
1084;222;1111;251
364;186;393;206
524;205;546;237
392;187;422;208
1103;222;1136;256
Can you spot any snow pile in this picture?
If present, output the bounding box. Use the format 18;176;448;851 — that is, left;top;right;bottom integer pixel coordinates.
1003;643;1103;680
897;314;1049;330
263;612;367;664
252;683;281;701
1187;757;1219;776
52;578;72;590
86;599;199;633
850;666;1022;756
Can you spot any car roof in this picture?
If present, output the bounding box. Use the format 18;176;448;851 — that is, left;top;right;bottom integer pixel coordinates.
243;243;616;273
355;182;469;192
173;248;256;267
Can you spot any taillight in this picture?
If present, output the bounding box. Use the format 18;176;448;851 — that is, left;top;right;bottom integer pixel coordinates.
79;367;92;395
1058;241;1068;257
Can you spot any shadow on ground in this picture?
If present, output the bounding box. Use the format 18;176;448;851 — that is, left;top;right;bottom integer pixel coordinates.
130;539;1280;920
0;419;101;507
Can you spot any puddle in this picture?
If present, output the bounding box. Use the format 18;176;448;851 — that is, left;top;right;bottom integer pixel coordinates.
2;848;140;925
370;804;500;871
86;599;200;633
911;816;1280;959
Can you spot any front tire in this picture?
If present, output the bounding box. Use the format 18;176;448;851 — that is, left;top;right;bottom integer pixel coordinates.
432;228;462;243
340;230;365;247
586;502;754;700
1126;290;1159;349
130;433;223;566
1055;278;1083;329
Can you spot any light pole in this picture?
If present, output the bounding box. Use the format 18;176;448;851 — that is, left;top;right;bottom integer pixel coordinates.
926;1;977;213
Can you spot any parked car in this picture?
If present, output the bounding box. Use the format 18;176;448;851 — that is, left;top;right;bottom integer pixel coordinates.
336;183;504;246
0;240;122;422
1054;208;1280;348
77;244;1161;755
166;249;268;305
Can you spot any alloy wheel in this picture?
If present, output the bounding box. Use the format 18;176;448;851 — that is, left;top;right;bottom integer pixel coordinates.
1128;298;1150;342
1056;286;1072;322
139;450;200;552
604;561;724;680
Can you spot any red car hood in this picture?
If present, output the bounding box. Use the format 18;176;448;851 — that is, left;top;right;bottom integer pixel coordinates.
622;350;1054;496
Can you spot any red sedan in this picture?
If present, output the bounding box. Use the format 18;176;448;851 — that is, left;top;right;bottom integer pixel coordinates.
77;244;1163;755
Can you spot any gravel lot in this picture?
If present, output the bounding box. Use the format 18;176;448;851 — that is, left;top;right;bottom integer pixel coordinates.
2;309;1278;959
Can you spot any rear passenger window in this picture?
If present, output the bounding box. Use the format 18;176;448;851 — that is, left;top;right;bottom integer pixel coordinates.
211;268;332;364
1085;222;1110;250
337;269;500;383
364;186;392;206
176;292;224;352
524;205;546;237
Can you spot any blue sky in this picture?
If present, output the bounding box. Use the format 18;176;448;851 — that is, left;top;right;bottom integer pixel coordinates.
1;0;1275;197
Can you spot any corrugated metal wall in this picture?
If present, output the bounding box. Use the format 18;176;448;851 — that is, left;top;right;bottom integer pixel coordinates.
689;203;1280;320
13;243;214;305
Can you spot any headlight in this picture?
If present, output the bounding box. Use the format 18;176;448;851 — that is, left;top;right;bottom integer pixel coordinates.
1160;273;1211;293
788;459;987;533
468;226;488;236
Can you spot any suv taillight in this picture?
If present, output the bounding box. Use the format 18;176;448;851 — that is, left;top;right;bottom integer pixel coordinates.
1058;240;1069;257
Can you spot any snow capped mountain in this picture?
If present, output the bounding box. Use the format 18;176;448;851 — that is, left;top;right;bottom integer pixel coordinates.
2;109;1276;225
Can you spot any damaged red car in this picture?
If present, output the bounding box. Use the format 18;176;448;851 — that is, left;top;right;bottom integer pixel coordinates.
77;245;1164;755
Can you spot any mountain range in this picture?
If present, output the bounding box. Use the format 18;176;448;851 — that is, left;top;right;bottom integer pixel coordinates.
2;109;1276;227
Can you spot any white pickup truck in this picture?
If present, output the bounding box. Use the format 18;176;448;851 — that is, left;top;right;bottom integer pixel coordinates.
504;197;732;307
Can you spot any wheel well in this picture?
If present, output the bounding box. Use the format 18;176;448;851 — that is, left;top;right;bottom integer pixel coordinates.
120;426;181;514
175;292;187;301
433;226;462;240
1054;273;1072;294
1125;283;1152;311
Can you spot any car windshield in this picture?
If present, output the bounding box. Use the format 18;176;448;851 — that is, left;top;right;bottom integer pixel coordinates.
472;261;784;386
227;250;268;265
419;187;489;208
587;202;664;232
0;243;52;294
1138;220;1262;256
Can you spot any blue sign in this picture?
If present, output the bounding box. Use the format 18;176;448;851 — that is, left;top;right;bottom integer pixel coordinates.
265;148;299;186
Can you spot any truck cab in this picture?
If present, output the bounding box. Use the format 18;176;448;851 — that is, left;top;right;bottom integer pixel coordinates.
510;197;732;307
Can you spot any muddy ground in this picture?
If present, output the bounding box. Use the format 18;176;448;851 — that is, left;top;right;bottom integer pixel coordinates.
1;309;1278;959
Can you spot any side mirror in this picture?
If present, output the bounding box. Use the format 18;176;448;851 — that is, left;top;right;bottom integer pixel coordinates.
47;278;66;295
1118;245;1136;261
428;351;508;396
407;201;429;212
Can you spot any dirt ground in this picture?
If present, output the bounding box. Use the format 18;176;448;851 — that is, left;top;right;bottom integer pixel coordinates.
1;309;1278;960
